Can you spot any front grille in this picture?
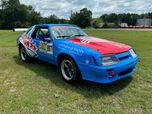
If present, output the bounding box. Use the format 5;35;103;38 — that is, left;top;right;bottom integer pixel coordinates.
119;68;133;76
118;55;130;60
116;51;131;61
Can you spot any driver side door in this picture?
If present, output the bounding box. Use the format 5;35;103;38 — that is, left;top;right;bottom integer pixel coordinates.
31;26;54;63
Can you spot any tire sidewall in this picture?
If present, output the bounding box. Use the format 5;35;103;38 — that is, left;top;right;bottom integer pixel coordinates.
60;57;79;83
20;46;29;62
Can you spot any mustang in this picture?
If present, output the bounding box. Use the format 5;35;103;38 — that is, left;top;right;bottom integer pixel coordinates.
17;24;139;84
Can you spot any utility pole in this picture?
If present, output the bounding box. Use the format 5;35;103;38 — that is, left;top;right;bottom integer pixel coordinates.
71;10;73;16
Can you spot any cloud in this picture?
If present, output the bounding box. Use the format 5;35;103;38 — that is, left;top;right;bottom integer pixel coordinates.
19;0;152;18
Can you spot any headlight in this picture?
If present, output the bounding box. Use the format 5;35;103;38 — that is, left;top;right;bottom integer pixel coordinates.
100;55;119;66
130;49;137;58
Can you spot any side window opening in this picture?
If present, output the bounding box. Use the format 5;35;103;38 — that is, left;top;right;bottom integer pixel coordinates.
31;26;51;42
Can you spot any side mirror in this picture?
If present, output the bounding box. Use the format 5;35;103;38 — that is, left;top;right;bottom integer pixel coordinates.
43;38;51;43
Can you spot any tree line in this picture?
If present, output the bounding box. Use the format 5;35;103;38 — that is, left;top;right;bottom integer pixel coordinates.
0;0;69;29
1;0;152;29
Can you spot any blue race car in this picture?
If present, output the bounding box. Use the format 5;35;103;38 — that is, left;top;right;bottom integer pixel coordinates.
17;24;139;84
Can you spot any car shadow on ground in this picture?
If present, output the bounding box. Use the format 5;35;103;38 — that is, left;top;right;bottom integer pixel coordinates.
13;55;133;98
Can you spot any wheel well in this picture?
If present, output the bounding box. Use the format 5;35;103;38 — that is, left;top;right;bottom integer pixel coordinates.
19;43;23;56
57;53;74;65
19;43;23;48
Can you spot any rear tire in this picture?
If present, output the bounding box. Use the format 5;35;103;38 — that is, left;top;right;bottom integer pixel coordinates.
60;56;81;83
19;46;30;62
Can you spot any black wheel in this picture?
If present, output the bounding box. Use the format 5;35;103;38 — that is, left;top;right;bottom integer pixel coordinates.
19;46;30;62
60;57;81;83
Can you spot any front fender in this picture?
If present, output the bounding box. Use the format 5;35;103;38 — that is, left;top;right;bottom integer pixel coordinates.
55;49;78;66
53;40;101;68
54;44;97;67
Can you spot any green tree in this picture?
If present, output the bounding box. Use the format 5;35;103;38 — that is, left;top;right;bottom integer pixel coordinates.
58;18;70;24
0;0;42;29
27;5;42;25
70;8;92;28
101;13;140;26
47;15;59;24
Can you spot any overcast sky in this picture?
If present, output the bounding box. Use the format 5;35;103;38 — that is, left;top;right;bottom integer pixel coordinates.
19;0;152;18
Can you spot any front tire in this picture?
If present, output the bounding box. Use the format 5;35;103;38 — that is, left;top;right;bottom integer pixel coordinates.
60;57;81;83
19;46;30;62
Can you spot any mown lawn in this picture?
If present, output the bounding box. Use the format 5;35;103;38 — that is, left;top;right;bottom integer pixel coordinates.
0;30;152;114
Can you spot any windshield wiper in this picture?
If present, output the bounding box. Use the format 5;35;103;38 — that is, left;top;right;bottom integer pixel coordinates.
56;34;85;39
72;34;85;37
56;35;71;38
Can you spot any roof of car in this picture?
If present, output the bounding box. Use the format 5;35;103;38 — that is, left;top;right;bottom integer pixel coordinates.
36;24;77;27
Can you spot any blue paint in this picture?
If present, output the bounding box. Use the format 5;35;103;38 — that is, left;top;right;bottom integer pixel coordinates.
17;24;139;84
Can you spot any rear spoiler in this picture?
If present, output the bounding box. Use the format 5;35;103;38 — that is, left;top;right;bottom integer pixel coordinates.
13;28;28;32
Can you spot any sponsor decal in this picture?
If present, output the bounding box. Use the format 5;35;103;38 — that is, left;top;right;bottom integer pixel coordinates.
58;44;84;56
80;39;90;44
20;35;38;57
39;42;53;54
79;36;110;42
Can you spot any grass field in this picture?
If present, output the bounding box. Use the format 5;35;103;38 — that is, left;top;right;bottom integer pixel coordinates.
0;30;152;114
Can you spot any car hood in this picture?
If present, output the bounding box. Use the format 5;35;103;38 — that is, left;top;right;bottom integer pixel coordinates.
69;36;131;55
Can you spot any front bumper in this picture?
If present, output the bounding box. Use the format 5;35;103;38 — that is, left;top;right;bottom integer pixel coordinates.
78;55;139;84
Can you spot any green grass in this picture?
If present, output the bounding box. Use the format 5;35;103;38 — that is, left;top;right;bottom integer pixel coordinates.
0;30;152;114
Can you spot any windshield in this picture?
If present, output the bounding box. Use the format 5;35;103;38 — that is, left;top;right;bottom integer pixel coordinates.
51;26;87;39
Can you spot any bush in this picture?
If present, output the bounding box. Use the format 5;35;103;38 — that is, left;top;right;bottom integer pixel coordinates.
103;22;117;28
91;18;104;28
